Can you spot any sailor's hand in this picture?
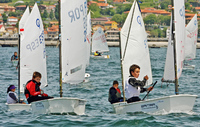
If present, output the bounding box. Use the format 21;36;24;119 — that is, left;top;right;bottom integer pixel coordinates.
147;86;153;91
42;93;48;97
144;75;149;80
40;90;44;94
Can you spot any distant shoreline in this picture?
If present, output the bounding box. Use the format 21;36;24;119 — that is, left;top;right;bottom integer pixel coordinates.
1;39;200;48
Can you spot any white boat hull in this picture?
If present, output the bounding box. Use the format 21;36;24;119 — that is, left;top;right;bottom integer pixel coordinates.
183;64;195;69
31;97;86;115
90;55;110;59
112;94;197;114
6;103;31;111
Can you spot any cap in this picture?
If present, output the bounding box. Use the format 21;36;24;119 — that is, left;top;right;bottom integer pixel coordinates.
10;85;16;90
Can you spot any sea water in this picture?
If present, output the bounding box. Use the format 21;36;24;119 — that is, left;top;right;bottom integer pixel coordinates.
0;46;199;127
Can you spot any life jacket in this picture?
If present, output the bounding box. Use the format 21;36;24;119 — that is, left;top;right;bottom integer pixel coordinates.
24;80;41;99
11;55;18;60
125;77;141;99
7;91;18;104
94;52;98;56
108;87;121;102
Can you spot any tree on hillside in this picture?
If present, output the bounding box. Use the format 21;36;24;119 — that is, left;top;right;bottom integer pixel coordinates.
100;8;115;16
0;0;12;3
43;10;48;19
123;4;132;12
144;14;157;25
160;0;170;9
91;11;101;18
111;14;122;24
2;13;7;23
8;12;17;17
163;16;170;26
15;21;19;28
89;3;101;13
116;4;124;14
156;15;164;25
55;5;59;20
89;4;101;18
49;10;54;20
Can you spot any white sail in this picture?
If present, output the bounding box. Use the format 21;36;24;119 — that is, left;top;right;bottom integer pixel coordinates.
92;27;109;53
86;11;91;66
20;3;47;92
174;0;185;79
163;0;185;82
19;6;29;33
121;0;152;86
163;16;175;82
61;0;87;84
185;14;198;60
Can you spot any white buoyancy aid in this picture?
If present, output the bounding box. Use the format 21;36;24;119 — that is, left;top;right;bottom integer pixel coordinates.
125;77;141;99
7;91;18;104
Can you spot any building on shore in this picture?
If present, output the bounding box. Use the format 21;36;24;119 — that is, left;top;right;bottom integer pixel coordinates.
104;21;118;30
7;16;18;26
105;29;120;43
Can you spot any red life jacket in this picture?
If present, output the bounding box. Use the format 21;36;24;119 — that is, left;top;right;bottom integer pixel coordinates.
24;80;41;99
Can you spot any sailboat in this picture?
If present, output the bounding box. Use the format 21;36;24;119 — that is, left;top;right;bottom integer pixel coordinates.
6;6;31;111
112;0;197;114
183;14;198;69
31;1;86;115
91;27;110;59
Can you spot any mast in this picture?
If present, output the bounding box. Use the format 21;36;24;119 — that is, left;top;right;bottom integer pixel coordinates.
58;0;62;97
171;0;179;95
18;33;20;101
120;1;137;102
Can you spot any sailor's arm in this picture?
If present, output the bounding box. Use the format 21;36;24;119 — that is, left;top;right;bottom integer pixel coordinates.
128;78;147;87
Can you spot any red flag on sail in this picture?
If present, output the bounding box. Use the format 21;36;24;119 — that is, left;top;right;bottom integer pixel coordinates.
20;28;24;32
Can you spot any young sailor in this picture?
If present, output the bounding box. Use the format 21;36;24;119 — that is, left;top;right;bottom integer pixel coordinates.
11;52;18;61
7;85;25;104
108;80;123;104
24;71;53;104
125;64;153;103
94;51;101;56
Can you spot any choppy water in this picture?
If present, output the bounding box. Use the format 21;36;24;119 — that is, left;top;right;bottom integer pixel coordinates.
0;46;200;127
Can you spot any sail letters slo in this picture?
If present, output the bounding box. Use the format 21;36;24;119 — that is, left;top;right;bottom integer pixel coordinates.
20;3;47;92
61;0;87;84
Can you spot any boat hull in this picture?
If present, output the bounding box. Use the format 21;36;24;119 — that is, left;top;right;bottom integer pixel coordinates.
183;64;195;69
6;103;31;111
31;97;86;115
90;55;110;59
112;94;197;114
